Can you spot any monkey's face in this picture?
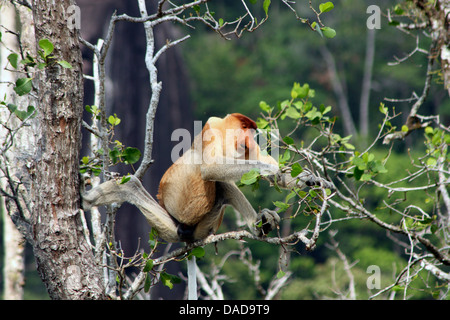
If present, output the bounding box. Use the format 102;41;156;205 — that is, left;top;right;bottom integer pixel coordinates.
234;128;258;159
223;114;259;160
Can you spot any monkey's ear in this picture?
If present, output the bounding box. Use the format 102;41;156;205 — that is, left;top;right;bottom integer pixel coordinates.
230;113;258;130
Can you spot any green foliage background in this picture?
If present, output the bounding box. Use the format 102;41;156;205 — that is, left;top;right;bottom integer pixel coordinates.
179;0;450;299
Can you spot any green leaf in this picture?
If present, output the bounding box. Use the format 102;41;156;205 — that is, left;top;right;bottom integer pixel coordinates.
148;228;158;248
393;4;404;15
21;53;36;67
279;149;291;165
292;82;309;99
427;157;437;167
283;136;294;145
371;161;387;174
401;125;409;133
353;167;364;181
291;163;303;177
285;189;298;203
109;148;120;164
319;2;334;13
305;107;322;121
25;105;35;119
322;105;332;115
388;20;400;26
122;147;141;165
432;291;440;299
6;103;17;113
273;201;290;212
259;101;271;112
379;103;387;115
160;272;173;289
315;23;323;37
263;0;271;16
293;101;303;110
57;60;72;68
120;175;131;184
424;126;434;135
344;143;355;150
160;272;181;290
108;114;121;126
86;105;99;116
7;53;19;69
241;169;260;185
144;273;152;292
256;117;269;129
352;157;366;170
7;104;35;121
143;259;154;272
189;247;205;259
38;39;54;57
321;27;336;38
13;78;33;96
284;106;301;119
277;270;286;278
392;285;404;292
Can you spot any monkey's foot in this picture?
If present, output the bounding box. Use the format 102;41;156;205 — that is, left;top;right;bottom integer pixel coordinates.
255;209;280;237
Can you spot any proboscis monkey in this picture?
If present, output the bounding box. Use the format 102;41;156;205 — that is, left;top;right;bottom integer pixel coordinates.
82;113;333;243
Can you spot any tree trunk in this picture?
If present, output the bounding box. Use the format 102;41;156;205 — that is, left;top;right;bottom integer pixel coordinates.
320;46;357;137
359;29;375;139
29;0;105;299
0;2;29;301
1;190;25;300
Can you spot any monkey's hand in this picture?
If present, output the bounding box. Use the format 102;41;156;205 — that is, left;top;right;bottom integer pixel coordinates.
254;208;280;237
265;167;334;191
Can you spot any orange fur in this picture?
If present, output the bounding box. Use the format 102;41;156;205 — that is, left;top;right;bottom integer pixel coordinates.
157;161;216;226
157;113;272;239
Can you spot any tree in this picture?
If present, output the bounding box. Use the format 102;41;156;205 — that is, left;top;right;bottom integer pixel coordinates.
1;0;105;299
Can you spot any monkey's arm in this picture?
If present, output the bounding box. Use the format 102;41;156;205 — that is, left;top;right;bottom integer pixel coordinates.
264;167;335;190
200;161;279;182
200;159;333;190
82;176;179;242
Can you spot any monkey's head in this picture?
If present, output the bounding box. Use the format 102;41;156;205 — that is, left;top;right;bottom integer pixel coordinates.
201;113;260;162
225;113;258;160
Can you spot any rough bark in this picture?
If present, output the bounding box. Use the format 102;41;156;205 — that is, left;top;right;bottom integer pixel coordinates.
30;0;105;299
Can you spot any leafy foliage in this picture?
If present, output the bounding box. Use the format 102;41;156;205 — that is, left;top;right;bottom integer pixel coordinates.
81;106;142;175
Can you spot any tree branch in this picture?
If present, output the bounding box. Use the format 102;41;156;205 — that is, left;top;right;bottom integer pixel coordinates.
123;228;313;300
383;38;436;144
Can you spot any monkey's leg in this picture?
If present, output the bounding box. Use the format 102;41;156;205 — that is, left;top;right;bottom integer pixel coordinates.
219;182;280;237
82;176;179;242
